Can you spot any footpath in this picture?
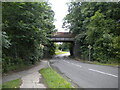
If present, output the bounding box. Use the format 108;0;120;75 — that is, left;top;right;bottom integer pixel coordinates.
3;60;48;88
20;72;46;88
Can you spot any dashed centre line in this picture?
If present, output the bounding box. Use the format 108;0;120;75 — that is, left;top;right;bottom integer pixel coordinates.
75;64;82;67
63;60;118;78
63;60;82;67
88;68;118;78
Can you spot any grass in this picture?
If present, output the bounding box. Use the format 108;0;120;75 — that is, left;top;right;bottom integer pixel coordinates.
75;58;119;67
55;50;69;55
90;61;119;67
2;78;22;88
40;67;73;88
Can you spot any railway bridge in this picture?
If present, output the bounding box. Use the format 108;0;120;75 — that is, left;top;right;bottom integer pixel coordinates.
50;32;80;57
51;32;74;42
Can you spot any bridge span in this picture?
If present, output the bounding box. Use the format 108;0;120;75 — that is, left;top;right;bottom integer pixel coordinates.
50;32;74;42
49;32;80;57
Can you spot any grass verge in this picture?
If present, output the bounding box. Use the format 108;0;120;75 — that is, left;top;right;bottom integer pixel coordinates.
55;50;68;55
40;67;73;88
2;78;22;88
75;58;119;67
89;61;119;67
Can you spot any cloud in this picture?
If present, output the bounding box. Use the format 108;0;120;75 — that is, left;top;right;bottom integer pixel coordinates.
48;0;69;32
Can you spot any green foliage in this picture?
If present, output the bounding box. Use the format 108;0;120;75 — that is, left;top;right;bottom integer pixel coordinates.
43;42;56;58
63;2;120;64
57;43;71;51
2;79;22;88
2;56;27;72
55;50;68;55
2;2;55;73
2;32;11;49
40;68;73;88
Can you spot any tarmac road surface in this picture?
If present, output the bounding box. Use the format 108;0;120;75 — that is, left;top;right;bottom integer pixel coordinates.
50;53;118;88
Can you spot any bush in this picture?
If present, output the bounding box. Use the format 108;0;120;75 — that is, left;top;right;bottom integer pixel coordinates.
2;57;25;73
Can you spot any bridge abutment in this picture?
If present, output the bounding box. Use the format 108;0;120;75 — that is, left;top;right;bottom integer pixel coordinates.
73;41;81;58
69;42;74;56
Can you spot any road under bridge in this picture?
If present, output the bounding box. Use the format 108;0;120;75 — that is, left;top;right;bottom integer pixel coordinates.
50;32;80;57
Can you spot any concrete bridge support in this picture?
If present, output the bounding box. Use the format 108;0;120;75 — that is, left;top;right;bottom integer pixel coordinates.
73;41;81;58
69;42;74;56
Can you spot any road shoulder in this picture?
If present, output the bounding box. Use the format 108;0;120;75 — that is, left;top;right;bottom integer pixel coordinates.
49;61;80;88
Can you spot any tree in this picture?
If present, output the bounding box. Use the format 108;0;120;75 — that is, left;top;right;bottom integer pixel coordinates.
63;2;120;63
2;2;56;73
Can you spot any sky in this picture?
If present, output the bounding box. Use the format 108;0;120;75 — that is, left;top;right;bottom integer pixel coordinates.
48;0;70;32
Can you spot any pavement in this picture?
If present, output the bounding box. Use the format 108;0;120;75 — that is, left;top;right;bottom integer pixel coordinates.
20;72;46;88
3;60;48;88
50;53;119;88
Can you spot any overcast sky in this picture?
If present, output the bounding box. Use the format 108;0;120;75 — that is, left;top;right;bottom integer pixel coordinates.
48;0;69;32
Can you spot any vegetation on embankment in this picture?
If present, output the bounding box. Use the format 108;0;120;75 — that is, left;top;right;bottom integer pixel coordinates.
74;58;119;67
55;50;68;55
2;2;56;73
2;79;22;88
89;61;119;67
55;43;71;51
40;68;73;88
63;2;120;64
55;43;70;55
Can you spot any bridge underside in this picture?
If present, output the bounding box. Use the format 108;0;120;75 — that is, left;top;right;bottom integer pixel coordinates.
47;32;80;58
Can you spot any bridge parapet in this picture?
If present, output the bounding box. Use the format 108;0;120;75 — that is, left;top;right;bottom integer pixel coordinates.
51;37;74;42
51;32;75;38
50;32;74;42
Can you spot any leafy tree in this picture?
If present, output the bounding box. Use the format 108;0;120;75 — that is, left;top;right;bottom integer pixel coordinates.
2;2;56;73
58;43;71;51
63;2;120;63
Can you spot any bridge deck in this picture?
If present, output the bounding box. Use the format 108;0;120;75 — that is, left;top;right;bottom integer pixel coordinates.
50;37;74;42
50;32;74;42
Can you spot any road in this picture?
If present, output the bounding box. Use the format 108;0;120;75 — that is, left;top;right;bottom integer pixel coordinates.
50;53;118;88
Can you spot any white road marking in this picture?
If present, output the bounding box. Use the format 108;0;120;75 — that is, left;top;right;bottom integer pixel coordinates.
63;60;82;67
71;63;74;65
69;62;82;67
64;60;70;64
88;68;118;78
75;64;82;67
63;60;67;62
